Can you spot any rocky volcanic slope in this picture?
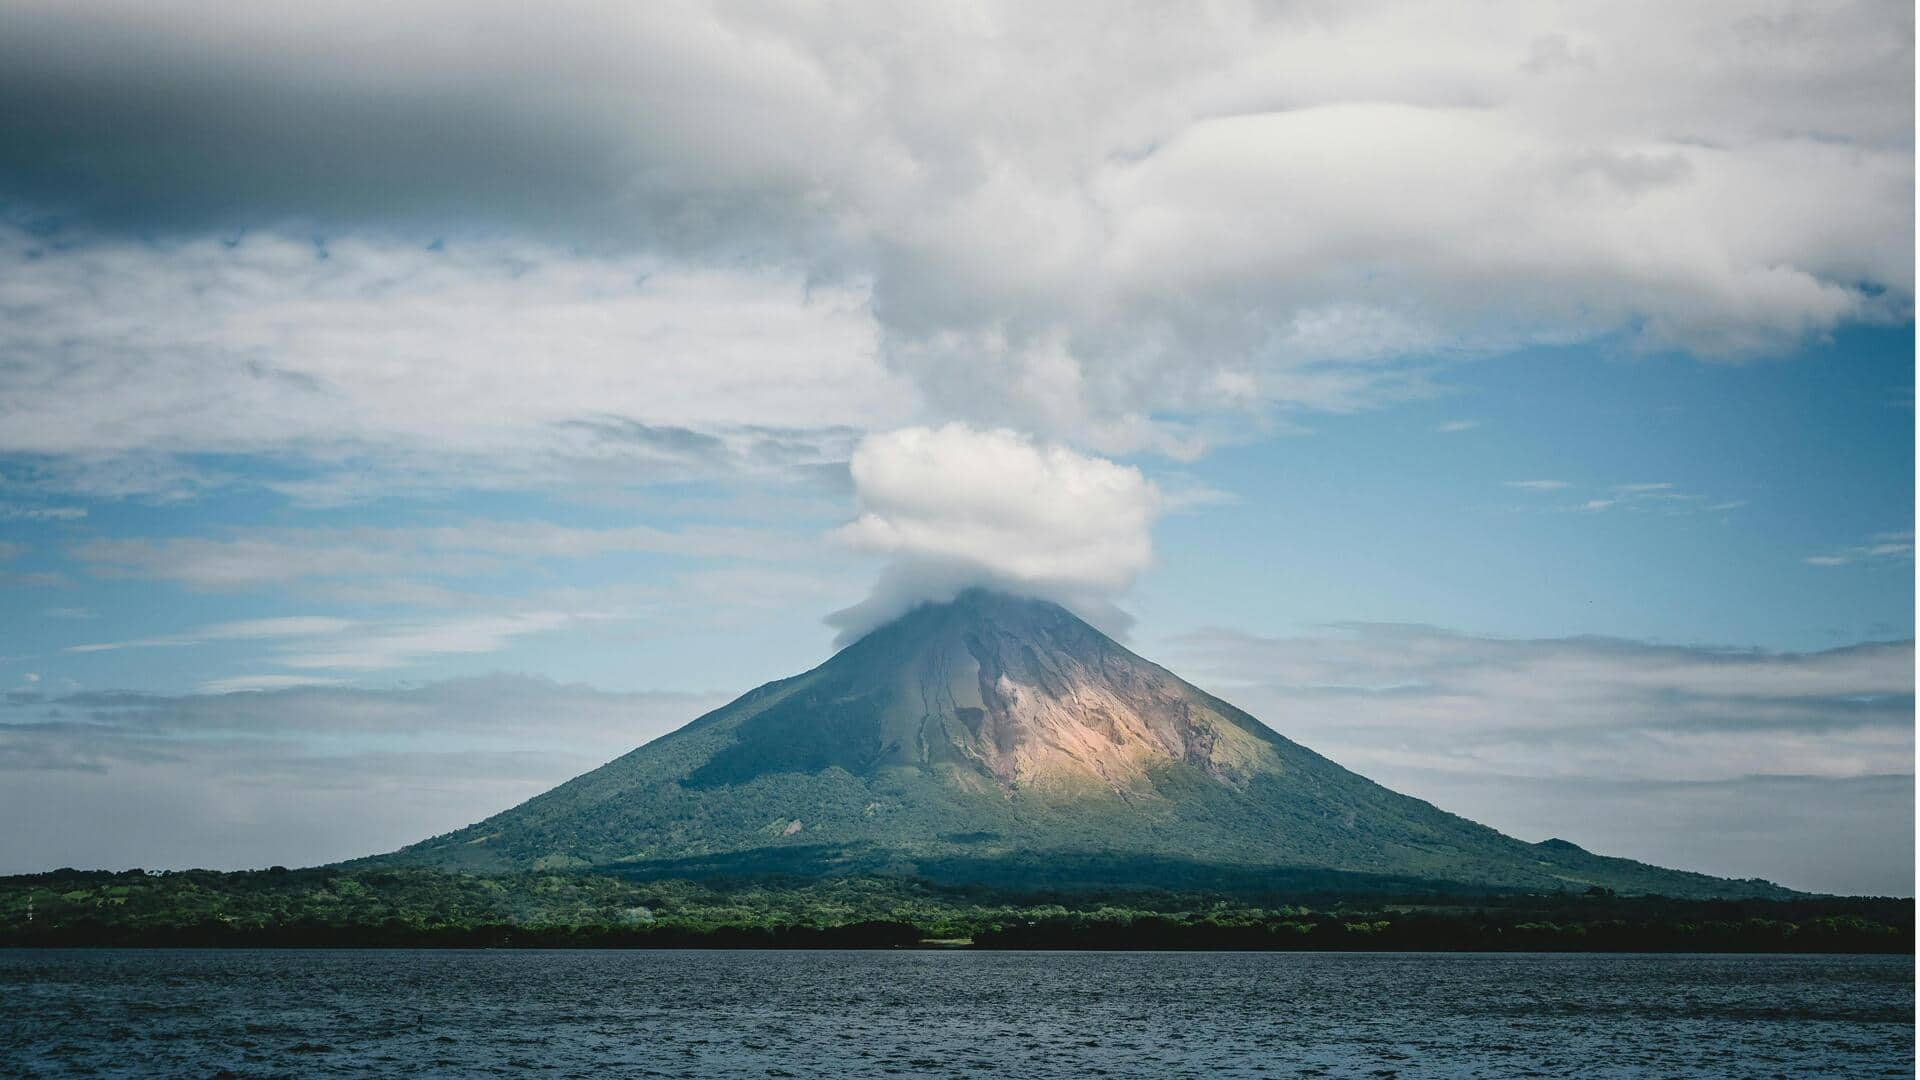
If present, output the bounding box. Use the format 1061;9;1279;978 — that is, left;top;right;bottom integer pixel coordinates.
379;590;1792;899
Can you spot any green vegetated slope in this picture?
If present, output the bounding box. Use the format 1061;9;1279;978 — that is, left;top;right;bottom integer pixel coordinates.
377;591;1794;900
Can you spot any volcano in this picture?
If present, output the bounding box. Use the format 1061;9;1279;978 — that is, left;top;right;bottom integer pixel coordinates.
384;590;1790;898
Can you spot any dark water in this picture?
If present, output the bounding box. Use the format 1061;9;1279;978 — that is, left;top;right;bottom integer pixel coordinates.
1;949;1911;1078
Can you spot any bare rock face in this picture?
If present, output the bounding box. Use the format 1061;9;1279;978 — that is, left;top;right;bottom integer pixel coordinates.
872;591;1271;793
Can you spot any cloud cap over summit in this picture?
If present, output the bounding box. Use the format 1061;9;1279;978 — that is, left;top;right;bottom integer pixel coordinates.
828;424;1162;643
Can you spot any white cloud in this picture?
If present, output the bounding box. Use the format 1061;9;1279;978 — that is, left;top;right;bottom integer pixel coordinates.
271;612;582;672
198;675;347;694
0;230;909;493
66;610;595;673
70;519;811;588
1538;480;1744;515
1434;419;1480;433
0;675;730;872
1166;624;1915;892
0;504;86;521
68;616;356;654
1172;622;1915;787
0;571;68;588
201;616;359;640
0;0;1906;479
828;424;1161;641
1805;530;1915;567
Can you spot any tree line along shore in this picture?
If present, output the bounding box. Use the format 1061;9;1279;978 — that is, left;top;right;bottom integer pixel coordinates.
1;867;1908;953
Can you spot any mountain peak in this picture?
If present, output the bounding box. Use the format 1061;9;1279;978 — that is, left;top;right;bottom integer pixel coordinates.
700;585;1262;794
384;591;1796;900
846;587;1077;645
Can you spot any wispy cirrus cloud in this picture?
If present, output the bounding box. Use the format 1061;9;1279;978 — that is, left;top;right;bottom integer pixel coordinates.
0;571;68;588
1806;531;1915;567
70;519;817;588
1502;479;1747;515
67;611;593;673
0;503;86;521
197;674;348;695
271;612;586;672
68;616;357;654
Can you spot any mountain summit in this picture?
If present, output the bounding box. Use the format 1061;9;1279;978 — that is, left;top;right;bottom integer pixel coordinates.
385;590;1789;898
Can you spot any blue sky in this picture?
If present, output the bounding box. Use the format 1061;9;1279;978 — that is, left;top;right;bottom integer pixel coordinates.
1138;325;1916;657
5;325;1911;696
0;0;1910;893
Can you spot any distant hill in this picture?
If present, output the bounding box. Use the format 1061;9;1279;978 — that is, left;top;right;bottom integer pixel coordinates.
377;590;1795;900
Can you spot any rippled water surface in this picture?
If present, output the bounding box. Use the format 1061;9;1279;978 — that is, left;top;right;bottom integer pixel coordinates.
2;949;1911;1077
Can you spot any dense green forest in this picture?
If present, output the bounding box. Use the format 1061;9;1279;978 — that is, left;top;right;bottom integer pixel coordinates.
0;867;1907;952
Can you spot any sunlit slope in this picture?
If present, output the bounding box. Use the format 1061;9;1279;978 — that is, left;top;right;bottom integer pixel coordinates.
382;591;1793;899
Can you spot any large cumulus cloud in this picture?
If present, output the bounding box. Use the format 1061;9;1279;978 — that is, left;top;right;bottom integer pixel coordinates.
0;0;1908;473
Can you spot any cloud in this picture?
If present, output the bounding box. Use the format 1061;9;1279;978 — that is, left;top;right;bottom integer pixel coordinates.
1165;624;1914;892
271;612;582;672
827;424;1161;643
197;675;347;694
1806;530;1915;567
1434;419;1480;433
0;675;729;871
68;616;356;654
0;503;85;521
0;229;907;497
1533;480;1745;515
0;0;1907;480
67;610;594;673
0;571;68;588
70;519;811;588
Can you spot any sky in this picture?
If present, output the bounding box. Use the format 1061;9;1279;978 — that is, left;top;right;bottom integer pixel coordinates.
0;0;1912;895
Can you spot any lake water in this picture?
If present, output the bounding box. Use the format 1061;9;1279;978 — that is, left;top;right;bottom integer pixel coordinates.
2;949;1911;1077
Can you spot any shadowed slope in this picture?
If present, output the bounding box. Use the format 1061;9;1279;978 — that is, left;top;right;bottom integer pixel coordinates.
380;591;1793;899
